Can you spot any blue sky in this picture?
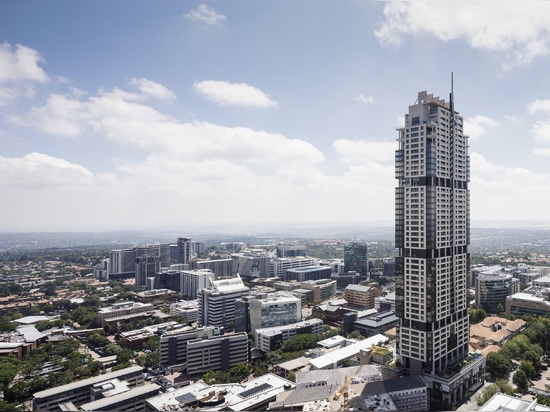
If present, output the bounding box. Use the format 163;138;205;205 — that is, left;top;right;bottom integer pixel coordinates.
1;1;550;232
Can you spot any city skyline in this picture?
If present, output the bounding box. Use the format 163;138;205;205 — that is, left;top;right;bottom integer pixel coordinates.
1;1;550;232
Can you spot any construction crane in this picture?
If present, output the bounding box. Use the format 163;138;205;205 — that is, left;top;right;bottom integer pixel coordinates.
332;349;375;411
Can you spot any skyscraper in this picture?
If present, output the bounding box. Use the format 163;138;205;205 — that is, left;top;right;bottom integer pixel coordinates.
177;237;191;265
395;89;484;408
344;241;368;279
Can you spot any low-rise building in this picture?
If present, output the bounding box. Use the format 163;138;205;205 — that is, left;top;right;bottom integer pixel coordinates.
97;301;154;327
300;279;337;301
169;299;199;324
505;289;550;317
132;288;178;306
309;334;388;370
469;316;526;350
32;366;145;411
343;310;399;338
284;265;332;282
79;382;161;411
359;375;429;412
146;373;294;411
344;284;381;309
255;318;324;352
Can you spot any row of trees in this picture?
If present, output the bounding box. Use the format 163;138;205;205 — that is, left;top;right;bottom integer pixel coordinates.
484;316;550;395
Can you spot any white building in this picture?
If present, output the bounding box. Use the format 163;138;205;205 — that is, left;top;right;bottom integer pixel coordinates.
309;334;388;370
97;301;153;327
255;318;324;352
197;276;249;328
181;268;216;299
236;292;302;334
270;257;318;277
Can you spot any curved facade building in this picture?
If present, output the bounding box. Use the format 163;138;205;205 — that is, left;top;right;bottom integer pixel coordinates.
475;273;515;313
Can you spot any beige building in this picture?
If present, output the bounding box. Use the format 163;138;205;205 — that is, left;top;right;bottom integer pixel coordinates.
344;284;381;309
469;316;526;350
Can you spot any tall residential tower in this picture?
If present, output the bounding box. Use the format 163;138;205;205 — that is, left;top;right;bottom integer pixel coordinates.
395;89;484;408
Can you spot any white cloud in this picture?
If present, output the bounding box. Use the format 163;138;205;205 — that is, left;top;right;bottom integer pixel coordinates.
0;152;93;188
0;42;48;84
0;43;48;105
129;78;176;100
528;99;550;114
14;80;177;138
464;115;498;140
184;4;226;26
333;139;395;165
532;148;550;157
375;1;550;67
355;94;375;104
193;80;278;108
470;152;550;221
532;120;550;142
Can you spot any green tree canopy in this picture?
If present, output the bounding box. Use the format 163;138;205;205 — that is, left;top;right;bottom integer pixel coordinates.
513;369;530;392
486;351;511;378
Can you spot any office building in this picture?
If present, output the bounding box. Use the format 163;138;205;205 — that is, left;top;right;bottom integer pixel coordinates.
505;288;550;318
235;292;301;334
132;289;178;306
255;318;324;352
344;241;368;279
220;242;247;252
190;258;233;277
181;269;216;299
108;248;136;279
186;331;249;376
197;276;250;328
159;326;219;369
299;279;336;301
147;374;294;412
32;366;144;411
97;301;153;327
169;299;199;324
360;376;430;412
475;273;518;313
93;258;109;281
231;252;270;280
344;284;381;309
155;269;183;293
343;310;399;338
270;256;318;278
395;90;484;408
135;255;160;287
283;265;332;282
177;237;192;265
277;244;307;258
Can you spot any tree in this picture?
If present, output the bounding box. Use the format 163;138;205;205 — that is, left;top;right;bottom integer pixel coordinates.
476;383;498;406
281;334;317;353
513;369;530;392
519;360;536;379
228;363;251;382
145;352;160;369
470;308;487;324
525;349;542;371
495;378;515;396
486;351;511;378
348;330;364;340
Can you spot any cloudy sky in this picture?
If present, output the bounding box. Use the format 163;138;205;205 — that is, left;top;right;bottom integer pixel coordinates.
1;1;550;232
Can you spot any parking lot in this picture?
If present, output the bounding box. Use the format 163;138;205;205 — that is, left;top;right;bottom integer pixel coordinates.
529;364;550;392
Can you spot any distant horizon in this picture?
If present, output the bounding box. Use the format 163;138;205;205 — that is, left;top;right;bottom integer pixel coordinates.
3;218;550;235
